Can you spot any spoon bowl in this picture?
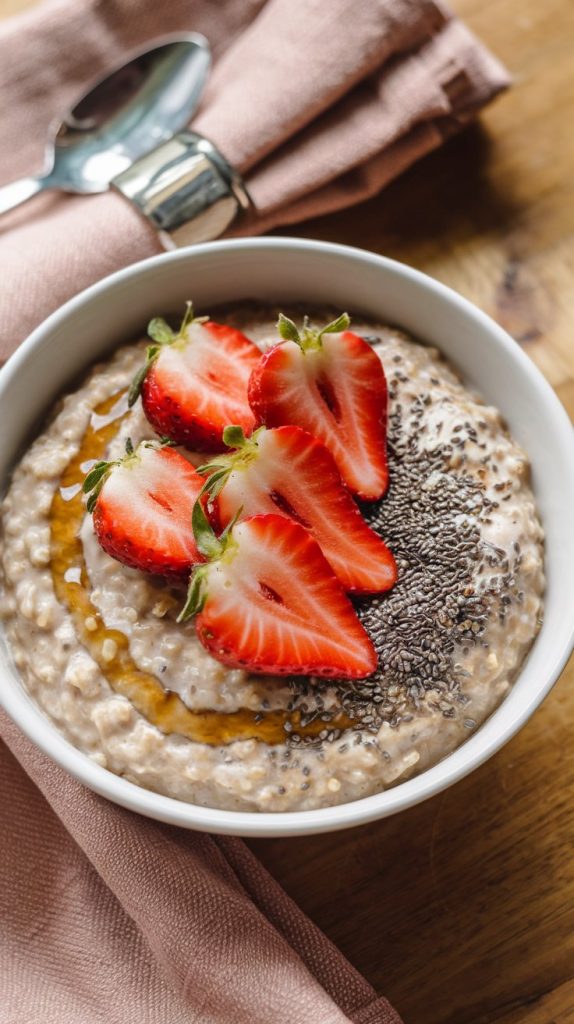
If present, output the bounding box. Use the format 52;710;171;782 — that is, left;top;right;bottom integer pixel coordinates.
0;34;211;214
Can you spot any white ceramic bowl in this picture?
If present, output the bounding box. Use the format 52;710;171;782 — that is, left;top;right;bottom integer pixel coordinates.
1;238;573;837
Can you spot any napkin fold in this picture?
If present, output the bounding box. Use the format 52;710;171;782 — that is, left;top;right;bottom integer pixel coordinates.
1;711;400;1024
0;0;508;1020
0;0;509;360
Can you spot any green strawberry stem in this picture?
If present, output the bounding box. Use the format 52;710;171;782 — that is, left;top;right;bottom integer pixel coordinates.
197;424;264;501
179;497;243;622
82;439;174;513
277;311;351;352
128;300;209;407
147;318;176;344
222;424;250;448
177;565;208;621
192;499;225;560
82;460;112;513
127;344;161;407
83;460;110;494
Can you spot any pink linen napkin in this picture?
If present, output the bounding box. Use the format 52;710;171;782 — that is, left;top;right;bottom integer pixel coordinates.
1;711;401;1024
0;0;509;361
0;1;508;1020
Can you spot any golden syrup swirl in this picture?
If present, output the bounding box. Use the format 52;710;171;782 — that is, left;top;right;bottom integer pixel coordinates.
49;391;351;745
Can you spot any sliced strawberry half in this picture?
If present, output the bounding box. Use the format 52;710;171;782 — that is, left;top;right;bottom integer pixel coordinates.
83;440;206;576
180;508;377;679
199;425;396;595
128;303;261;452
248;313;389;500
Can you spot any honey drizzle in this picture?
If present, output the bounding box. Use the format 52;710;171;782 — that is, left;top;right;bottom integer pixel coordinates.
49;391;351;746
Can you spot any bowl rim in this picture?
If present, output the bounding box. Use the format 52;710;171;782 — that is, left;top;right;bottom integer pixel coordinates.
1;236;573;837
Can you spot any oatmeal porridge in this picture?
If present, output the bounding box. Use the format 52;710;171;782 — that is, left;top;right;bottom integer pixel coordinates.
0;307;545;812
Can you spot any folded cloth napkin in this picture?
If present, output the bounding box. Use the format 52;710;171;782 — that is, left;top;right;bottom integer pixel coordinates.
0;712;401;1024
0;1;508;1020
0;0;509;361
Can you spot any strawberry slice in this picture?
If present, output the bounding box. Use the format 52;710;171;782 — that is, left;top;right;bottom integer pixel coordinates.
128;303;260;452
200;425;396;595
180;507;377;679
248;313;389;500
83;440;205;576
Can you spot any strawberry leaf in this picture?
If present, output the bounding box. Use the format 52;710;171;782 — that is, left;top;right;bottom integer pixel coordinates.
82;459;114;515
277;313;301;344
318;312;350;338
196;457;226;476
147;318;175;344
86;490;99;514
127;363;149;407
127;344;160;408
222;424;248;449
200;468;229;501
177;566;208;622
220;505;243;542
278;311;350;352
198;424;263;500
154;436;177;448
192;498;224;560
82;461;110;494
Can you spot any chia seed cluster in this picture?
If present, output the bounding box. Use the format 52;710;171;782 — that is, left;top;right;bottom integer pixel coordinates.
284;346;517;746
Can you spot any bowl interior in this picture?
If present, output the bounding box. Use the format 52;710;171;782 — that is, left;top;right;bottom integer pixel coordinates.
1;239;573;836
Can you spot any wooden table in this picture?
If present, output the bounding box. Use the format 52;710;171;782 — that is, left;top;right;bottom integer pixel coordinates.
3;1;574;1021
250;5;574;1022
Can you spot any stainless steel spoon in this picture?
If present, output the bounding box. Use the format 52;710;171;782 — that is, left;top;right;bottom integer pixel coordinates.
0;33;211;216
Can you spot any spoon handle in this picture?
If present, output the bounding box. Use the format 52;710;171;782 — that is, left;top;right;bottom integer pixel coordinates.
0;175;50;216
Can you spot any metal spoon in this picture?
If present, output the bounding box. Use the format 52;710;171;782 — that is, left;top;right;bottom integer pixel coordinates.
0;33;211;217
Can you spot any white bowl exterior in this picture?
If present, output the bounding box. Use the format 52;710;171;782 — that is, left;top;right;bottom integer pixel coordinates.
1;238;573;837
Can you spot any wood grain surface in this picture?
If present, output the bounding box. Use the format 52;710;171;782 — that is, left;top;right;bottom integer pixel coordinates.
2;1;574;1022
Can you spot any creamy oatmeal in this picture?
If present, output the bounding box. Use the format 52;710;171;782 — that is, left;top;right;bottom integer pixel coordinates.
0;308;545;812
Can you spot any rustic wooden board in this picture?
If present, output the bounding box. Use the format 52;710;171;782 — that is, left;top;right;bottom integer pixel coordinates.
2;0;573;1021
